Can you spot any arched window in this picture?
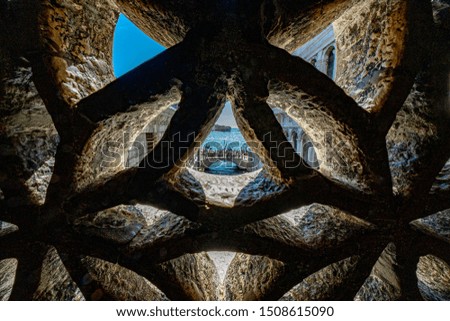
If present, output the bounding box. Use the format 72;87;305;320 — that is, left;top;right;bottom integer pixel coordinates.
326;46;335;79
292;131;299;153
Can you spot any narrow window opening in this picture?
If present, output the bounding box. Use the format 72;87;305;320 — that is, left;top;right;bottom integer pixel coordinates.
190;102;262;175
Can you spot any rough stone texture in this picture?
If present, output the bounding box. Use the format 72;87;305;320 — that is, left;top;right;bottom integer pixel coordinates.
431;158;450;194
0;66;58;206
334;0;422;113
38;0;119;106
1;0;449;302
116;1;362;54
157;253;219;300
268;82;385;195
207;251;236;300
74;94;180;191
223;253;285;301
82;256;169;301
134;204;170;226
172;168;287;208
279;257;359;301
167;169;207;205
283;204;373;250
265;0;362;53
207;251;235;284
0;258;18;301
234;170;287;206
386;72;441;196
411;209;450;245
0;2;58;208
127;211;200;254
73;205;146;245
33;246;84;301
386;0;449;199
355;243;401;301
127;107;176;167
239;215;308;249
417;255;450;301
115;0;200;48
0;220;19;238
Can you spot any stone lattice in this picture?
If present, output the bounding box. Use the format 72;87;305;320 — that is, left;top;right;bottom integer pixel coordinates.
0;0;450;300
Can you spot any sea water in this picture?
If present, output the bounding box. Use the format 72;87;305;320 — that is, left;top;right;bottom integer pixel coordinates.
202;128;247;150
201;128;250;175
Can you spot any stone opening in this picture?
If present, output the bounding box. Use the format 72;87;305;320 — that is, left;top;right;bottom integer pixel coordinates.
0;0;449;302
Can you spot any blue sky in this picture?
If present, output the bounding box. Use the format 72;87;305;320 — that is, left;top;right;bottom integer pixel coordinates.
113;14;237;127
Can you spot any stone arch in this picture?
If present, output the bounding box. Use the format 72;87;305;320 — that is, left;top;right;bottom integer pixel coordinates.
1;0;449;302
325;46;336;79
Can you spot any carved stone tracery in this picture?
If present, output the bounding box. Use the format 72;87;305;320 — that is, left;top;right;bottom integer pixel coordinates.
0;0;449;301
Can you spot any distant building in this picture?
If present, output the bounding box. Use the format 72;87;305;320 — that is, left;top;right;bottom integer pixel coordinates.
273;108;318;168
271;24;336;168
292;24;336;79
126;105;177;167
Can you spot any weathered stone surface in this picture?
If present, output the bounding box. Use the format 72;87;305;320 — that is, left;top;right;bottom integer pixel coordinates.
208;251;236;300
234;170;287;206
207;251;235;284
158;253;219;300
239;215;307;249
167;168;207;205
134;204;170;226
126;107;176;167
386;72;441;196
82;256;169;301
172;168;280;208
0;221;19;238
0;3;59;207
73;205;146;245
417;255;450;301
283;204;373;250
33;246;84;301
431;158;450;194
280;257;359;301
268;81;386;195
386;0;449;198
333;0;425;113
127;211;200;253
411;210;450;245
265;0;362;53
0;258;18;301
117;1;361;54
0;65;58;206
38;0;119;106
115;0;194;48
223;253;285;301
355;243;401;301
0;0;448;302
74;97;180;191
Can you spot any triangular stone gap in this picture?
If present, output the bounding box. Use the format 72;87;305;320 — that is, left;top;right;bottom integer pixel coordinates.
113;13;170;169
113;14;166;78
430;158;450;195
125;105;178;168
271;107;319;169
188;101;262;176
207;251;236;285
165;101;264;208
292;24;337;82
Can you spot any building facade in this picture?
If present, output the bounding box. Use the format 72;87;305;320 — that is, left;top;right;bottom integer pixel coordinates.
273;24;336;168
292;24;336;79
